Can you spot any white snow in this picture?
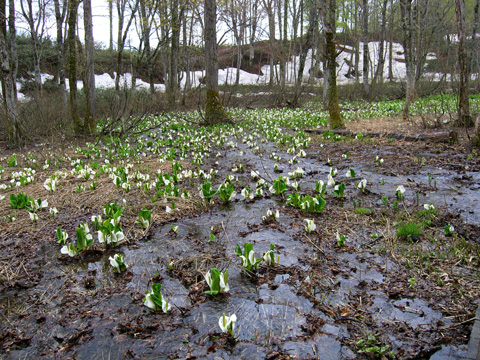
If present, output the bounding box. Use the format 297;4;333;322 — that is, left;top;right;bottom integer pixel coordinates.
3;40;476;101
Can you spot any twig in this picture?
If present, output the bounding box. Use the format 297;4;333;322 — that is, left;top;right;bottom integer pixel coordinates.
440;316;478;330
305;235;325;255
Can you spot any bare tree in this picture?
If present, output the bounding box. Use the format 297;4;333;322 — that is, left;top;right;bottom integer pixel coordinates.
7;0;16;96
455;0;472;127
204;0;230;124
362;0;368;94
248;0;258;66
320;0;344;129
114;0;139;91
83;0;95;133
262;0;276;86
67;0;81;132
108;0;113;51
471;0;480;77
1;0;22;144
294;0;317;105
373;0;388;85
19;0;49;91
168;0;183;106
400;0;416;119
53;0;67;105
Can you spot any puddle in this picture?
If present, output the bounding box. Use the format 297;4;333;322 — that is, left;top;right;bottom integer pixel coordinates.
2;125;478;359
370;295;449;330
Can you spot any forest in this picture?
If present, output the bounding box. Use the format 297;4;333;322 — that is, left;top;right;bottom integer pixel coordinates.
1;0;480;359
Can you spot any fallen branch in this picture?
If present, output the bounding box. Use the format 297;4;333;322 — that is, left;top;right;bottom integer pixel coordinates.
305;128;457;143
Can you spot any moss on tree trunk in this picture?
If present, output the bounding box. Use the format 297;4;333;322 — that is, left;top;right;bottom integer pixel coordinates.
326;31;344;129
205;90;232;125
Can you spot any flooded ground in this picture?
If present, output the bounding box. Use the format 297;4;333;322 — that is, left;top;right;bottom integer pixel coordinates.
1;117;479;359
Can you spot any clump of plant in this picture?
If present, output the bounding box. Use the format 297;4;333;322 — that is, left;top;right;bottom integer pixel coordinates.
356;333;393;358
144;283;171;313
218;182;236;203
235;243;262;272
286;193;326;213
396;222;422;241
262;209;279;222
109;254;127;272
219;313;236;336
9;192;33;209
315;180;326;196
97;220;125;246
332;183;346;197
60;222;94;257
263;244;280;266
269;176;288;195
354;208;373;215
304;219;316;233
336;231;346;247
136;207;152;229
204;268;230;295
56;226;69;244
444;224;454;236
200;181;218;202
103;202;124;224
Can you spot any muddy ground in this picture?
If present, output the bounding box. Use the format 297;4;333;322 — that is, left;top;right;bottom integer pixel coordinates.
0;116;479;359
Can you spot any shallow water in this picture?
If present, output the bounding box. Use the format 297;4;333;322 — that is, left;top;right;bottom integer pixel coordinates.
2;132;479;359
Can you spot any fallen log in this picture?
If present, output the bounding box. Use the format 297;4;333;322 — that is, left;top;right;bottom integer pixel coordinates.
305;128;457;143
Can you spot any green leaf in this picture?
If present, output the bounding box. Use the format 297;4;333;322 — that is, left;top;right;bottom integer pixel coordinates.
235;244;242;257
210;268;221;293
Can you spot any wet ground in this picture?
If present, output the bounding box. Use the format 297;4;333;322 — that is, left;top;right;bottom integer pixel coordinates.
1;120;480;359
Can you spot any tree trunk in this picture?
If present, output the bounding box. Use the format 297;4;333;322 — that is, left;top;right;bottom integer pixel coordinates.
204;0;230;125
263;0;275;86
109;0;113;51
282;0;288;92
320;0;344;129
400;0;416;119
114;0;139;91
362;0;368;94
168;0;180;107
354;1;359;82
67;0;81;132
295;0;317;105
388;0;394;81
373;0;388;84
249;0;258;66
182;10;191;105
230;0;241;86
20;0;44;92
7;0;17;99
115;1;124;91
83;0;96;133
54;0;67;106
0;0;22;144
470;0;479;80
455;0;472;127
